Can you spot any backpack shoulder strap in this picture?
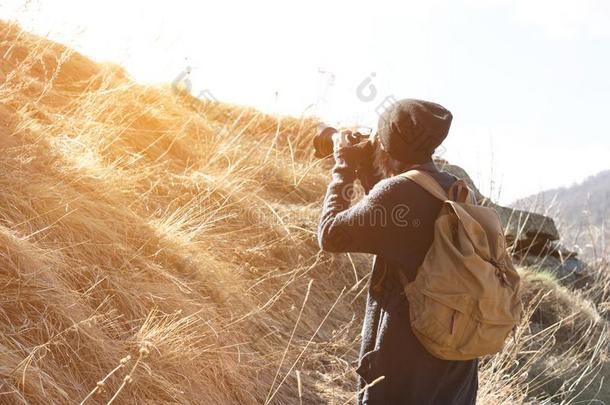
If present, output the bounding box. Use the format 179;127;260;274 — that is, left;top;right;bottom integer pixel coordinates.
399;170;448;201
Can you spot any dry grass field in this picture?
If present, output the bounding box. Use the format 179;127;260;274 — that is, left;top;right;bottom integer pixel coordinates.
0;21;608;404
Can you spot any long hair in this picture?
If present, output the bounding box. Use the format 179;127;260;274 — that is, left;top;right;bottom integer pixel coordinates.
370;133;411;178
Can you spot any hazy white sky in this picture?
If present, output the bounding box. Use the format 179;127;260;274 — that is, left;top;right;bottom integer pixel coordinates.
3;0;609;203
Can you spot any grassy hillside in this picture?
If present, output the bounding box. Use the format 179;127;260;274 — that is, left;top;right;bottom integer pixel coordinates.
0;21;608;404
511;170;610;262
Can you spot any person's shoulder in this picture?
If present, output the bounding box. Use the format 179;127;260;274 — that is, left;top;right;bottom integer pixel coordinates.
435;167;458;180
371;174;409;189
432;169;458;190
368;175;423;199
373;171;458;200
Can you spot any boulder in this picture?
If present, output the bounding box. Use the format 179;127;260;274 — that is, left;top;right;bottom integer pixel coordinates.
435;160;578;264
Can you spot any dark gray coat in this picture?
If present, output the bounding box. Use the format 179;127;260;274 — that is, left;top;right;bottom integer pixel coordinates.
318;148;478;405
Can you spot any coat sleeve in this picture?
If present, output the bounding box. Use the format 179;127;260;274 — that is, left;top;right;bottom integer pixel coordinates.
317;148;396;255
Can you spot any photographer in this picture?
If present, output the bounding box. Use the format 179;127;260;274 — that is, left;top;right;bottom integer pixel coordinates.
318;99;478;404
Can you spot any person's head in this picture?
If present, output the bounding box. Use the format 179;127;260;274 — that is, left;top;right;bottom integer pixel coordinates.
373;98;452;176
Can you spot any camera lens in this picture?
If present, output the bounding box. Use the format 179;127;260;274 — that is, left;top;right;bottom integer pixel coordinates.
313;126;337;158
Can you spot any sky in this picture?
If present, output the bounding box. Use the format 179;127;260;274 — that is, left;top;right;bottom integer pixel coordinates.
2;0;609;204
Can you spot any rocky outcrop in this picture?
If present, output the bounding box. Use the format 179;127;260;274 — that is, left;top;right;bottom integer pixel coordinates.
435;159;586;279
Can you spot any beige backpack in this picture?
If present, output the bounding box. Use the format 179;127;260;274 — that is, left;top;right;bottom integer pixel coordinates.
398;170;522;361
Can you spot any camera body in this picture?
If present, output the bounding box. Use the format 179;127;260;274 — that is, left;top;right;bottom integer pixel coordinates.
313;125;372;158
313;125;383;193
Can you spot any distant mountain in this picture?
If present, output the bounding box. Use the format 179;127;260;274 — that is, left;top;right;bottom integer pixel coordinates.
510;170;610;261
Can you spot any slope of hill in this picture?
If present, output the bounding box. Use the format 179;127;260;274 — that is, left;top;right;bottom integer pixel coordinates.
511;170;610;260
0;21;608;404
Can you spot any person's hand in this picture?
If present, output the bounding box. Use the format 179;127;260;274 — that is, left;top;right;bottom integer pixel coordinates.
332;129;353;152
332;128;373;170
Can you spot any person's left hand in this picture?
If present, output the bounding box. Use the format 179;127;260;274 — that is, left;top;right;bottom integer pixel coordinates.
332;129;375;174
332;129;353;152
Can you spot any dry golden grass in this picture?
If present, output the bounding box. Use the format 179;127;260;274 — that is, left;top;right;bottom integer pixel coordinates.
477;264;609;404
0;21;608;404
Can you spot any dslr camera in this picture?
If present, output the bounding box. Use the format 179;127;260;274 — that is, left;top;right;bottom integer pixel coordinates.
313;125;383;193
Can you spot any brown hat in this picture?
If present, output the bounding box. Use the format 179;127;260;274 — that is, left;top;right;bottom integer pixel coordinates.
377;99;452;164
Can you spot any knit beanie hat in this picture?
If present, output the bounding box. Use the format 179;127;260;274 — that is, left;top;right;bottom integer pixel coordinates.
377;98;452;164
